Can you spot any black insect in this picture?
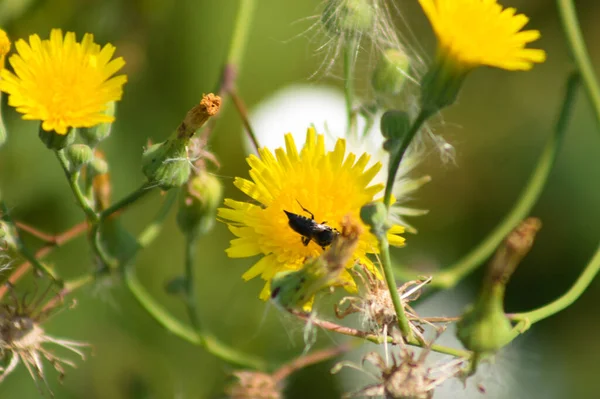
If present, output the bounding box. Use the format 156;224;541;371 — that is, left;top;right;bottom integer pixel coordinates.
284;202;338;249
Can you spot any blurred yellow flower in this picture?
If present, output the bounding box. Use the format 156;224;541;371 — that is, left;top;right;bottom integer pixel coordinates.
218;128;405;300
419;0;546;71
0;29;10;71
0;29;127;134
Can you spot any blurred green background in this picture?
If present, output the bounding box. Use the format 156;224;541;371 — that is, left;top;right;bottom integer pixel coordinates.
0;0;599;397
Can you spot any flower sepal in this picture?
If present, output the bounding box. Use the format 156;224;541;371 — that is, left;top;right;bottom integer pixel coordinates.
177;171;223;236
142;135;191;190
420;55;469;115
38;126;76;150
79;101;116;147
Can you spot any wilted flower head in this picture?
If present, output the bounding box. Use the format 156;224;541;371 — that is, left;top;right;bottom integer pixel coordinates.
337;270;432;339
0;285;89;395
334;329;465;398
225;370;282;399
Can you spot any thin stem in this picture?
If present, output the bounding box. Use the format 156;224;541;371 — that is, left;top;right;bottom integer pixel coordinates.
124;264;267;370
272;343;353;382
290;310;470;358
557;0;600;128
229;88;260;153
383;110;429;208
90;184;156;269
15;222;60;244
137;190;178;248
225;0;256;74
184;232;201;331
55;150;98;222
510;243;600;324
99;183;155;220
396;74;581;288
0;221;88;299
343;37;358;137
378;234;413;340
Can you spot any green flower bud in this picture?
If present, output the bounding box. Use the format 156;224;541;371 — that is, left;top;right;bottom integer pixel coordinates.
380;110;410;154
38;127;75;150
79;102;116;147
177;172;223;235
372;49;411;96
456;218;542;358
360;202;388;238
142;138;191;190
321;0;374;37
63;144;94;173
89;156;109;175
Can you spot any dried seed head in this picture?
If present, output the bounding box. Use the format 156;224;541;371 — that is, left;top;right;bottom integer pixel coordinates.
336;269;431;339
225;371;282;399
336;329;465;399
0;286;90;395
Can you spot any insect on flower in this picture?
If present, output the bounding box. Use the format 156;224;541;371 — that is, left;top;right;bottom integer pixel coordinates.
284;201;339;249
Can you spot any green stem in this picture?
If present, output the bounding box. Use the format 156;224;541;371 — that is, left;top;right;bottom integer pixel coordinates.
383;110;429;208
396;74;581;288
99;183;155;219
90;184;156;269
378;234;413;341
124;264;266;370
138;190;178;248
226;0;256;72
55;150;98;222
184;232;201;331
557;0;600;128
510;243;600;324
343;38;358;137
0;201;61;284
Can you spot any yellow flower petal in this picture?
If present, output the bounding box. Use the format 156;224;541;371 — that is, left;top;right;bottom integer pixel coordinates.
220;128;405;299
419;0;546;71
0;29;127;134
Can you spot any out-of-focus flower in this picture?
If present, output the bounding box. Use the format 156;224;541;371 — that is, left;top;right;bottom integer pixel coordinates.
0;29;127;134
0;29;10;72
219;128;405;300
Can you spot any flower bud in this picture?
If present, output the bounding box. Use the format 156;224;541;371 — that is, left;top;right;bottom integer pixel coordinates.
38;127;75;150
0;220;18;254
176;172;223;236
79;101;115;146
360;202;388;238
89;156;109;175
420;56;468;115
63;144;93;173
372;48;411;96
380;110;410;154
457;218;542;357
142;137;191;190
321;0;374;37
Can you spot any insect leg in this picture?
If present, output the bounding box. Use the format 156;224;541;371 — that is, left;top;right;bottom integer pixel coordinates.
302;237;311;246
295;200;315;220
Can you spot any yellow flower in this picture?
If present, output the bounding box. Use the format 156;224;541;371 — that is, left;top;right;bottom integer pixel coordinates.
0;29;10;71
419;0;546;71
218;128;405;300
0;29;127;134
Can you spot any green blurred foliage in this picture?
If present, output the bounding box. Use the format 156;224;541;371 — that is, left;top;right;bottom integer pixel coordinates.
0;0;599;398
